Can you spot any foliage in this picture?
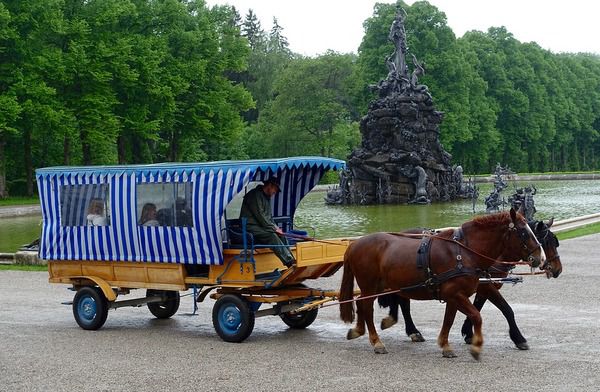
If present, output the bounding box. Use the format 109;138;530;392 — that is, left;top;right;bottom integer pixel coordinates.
248;51;360;159
1;0;600;197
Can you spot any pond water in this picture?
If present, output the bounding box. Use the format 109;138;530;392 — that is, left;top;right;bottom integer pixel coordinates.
1;179;599;252
295;179;600;238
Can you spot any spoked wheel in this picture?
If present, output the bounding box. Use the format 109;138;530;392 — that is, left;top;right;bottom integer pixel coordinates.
72;286;109;330
146;289;180;319
280;307;318;329
212;294;255;343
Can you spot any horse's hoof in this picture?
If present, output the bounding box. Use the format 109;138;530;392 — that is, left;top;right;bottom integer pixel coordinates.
464;337;472;345
380;317;396;330
346;329;361;340
470;347;481;361
374;344;388;354
409;332;425;342
516;342;529;350
442;350;457;358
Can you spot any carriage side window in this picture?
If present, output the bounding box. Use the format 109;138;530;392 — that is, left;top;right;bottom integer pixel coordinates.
60;184;111;226
136;182;193;227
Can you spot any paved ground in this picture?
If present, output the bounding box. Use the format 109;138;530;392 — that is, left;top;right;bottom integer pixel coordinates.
1;235;599;392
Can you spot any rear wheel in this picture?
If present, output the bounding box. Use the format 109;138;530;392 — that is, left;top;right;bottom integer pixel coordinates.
73;286;109;330
280;308;318;329
146;289;180;319
212;294;255;343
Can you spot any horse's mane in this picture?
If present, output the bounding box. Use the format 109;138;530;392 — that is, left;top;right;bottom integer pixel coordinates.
467;211;515;229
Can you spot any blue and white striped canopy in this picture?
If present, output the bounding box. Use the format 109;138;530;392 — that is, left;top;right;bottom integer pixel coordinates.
36;157;344;265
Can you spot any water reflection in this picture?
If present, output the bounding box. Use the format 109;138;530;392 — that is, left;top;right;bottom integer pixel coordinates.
296;180;600;238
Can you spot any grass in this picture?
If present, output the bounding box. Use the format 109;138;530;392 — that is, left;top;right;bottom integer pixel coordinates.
556;222;600;241
0;196;40;207
0;264;47;271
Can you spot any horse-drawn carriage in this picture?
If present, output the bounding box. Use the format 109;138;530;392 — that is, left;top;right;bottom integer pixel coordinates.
37;157;350;342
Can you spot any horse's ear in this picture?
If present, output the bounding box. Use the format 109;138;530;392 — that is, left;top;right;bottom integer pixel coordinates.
535;220;545;232
510;207;517;223
546;217;554;228
516;204;525;216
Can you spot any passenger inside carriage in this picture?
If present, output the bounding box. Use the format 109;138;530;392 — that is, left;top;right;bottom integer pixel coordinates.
239;177;295;268
139;203;159;226
86;198;109;226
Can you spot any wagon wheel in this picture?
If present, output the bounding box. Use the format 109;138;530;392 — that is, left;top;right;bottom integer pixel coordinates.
146;289;180;319
280;308;319;329
72;286;109;330
212;294;255;343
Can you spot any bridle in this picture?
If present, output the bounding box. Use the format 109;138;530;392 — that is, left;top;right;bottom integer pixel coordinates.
534;225;560;272
506;221;542;267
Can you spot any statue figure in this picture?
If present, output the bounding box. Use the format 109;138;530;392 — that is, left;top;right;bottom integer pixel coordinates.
485;189;503;213
411;54;424;86
509;185;537;221
388;9;409;78
411;166;429;204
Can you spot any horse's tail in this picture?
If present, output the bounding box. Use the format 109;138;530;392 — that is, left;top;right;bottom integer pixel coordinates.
339;248;356;323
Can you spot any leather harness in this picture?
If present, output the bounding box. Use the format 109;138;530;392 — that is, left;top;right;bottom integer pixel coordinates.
410;228;482;299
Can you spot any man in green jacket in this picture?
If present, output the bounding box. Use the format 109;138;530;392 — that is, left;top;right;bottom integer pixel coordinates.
239;177;295;268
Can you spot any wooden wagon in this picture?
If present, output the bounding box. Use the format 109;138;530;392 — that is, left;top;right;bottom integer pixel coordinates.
37;157;351;342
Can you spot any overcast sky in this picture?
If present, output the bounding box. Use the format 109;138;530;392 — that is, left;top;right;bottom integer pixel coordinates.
205;0;600;56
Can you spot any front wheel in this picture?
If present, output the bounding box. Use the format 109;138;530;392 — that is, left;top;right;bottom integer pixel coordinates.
73;286;109;330
146;289;180;319
212;294;255;343
280;308;318;329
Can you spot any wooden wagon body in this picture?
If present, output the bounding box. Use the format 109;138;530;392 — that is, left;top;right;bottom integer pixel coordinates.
38;157;350;341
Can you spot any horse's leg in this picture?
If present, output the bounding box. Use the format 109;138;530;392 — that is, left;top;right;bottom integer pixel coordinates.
380;295;398;330
398;297;425;342
438;301;458;358
461;293;487;344
362;297;387;354
455;295;484;360
486;288;528;350
346;301;366;340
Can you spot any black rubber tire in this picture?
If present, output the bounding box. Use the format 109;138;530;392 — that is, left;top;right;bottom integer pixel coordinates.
146;289;180;319
280;308;319;329
212;294;255;343
72;286;109;330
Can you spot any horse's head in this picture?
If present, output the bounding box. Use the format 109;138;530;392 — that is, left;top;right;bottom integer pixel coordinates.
529;218;562;278
506;208;546;268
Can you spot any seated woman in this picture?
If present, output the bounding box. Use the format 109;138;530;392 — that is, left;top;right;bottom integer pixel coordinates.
139;203;159;226
86;198;108;226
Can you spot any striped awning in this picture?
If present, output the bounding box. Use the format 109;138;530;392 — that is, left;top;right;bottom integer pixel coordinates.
36;157;344;265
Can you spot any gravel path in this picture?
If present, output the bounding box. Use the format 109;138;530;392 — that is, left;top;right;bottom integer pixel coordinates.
1;235;599;391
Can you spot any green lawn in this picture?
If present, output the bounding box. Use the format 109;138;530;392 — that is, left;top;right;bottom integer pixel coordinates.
0;264;47;271
0;197;40;207
556;222;600;241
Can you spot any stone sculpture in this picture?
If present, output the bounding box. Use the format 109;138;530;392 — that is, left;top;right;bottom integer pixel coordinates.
325;9;468;205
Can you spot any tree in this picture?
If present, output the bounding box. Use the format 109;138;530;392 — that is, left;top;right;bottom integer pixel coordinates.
250;52;358;159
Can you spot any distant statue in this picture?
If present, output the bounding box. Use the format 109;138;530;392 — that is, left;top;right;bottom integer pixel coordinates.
411;54;424;86
509;185;537;220
388;9;408;78
485;189;503;213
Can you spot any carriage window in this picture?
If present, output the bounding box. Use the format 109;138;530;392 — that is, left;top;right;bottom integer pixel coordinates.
136;182;193;227
60;184;111;226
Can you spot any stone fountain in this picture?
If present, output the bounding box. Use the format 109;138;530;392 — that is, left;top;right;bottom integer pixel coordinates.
326;10;470;205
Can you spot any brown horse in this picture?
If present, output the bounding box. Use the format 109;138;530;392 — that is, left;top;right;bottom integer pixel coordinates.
378;218;562;350
339;208;546;359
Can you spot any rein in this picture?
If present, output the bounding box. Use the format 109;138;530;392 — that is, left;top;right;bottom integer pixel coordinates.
282;232;345;246
388;231;527;267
